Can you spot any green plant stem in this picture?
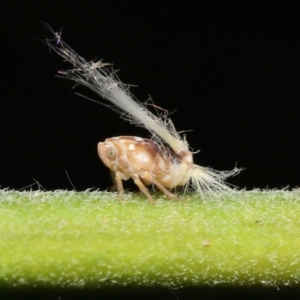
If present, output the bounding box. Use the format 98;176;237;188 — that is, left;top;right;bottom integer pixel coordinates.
0;190;300;288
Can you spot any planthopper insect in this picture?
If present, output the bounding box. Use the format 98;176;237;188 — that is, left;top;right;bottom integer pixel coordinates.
44;24;241;203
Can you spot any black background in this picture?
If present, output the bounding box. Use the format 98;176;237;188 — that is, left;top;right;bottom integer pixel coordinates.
1;2;299;192
1;1;300;299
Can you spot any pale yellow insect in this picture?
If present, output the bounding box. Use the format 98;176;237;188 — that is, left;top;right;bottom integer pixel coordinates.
44;24;240;203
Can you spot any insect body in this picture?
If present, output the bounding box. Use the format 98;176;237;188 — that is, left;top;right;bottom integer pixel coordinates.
44;24;240;202
98;136;193;203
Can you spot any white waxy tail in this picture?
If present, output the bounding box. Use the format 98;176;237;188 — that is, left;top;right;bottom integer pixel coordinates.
44;24;241;196
187;165;241;197
44;24;186;153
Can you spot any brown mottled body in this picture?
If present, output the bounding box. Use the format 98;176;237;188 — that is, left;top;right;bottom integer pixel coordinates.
97;136;193;203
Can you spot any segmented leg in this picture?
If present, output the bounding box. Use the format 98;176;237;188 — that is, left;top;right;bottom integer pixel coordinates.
112;169;176;204
115;171;126;201
132;175;155;204
140;171;178;200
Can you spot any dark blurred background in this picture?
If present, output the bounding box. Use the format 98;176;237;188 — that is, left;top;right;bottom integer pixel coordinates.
1;2;299;192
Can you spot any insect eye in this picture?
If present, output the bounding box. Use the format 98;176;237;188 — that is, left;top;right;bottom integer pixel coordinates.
106;147;116;159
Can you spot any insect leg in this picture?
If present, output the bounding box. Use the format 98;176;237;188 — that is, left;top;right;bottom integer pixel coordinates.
132;175;155;204
114;171;127;201
140;171;178;200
